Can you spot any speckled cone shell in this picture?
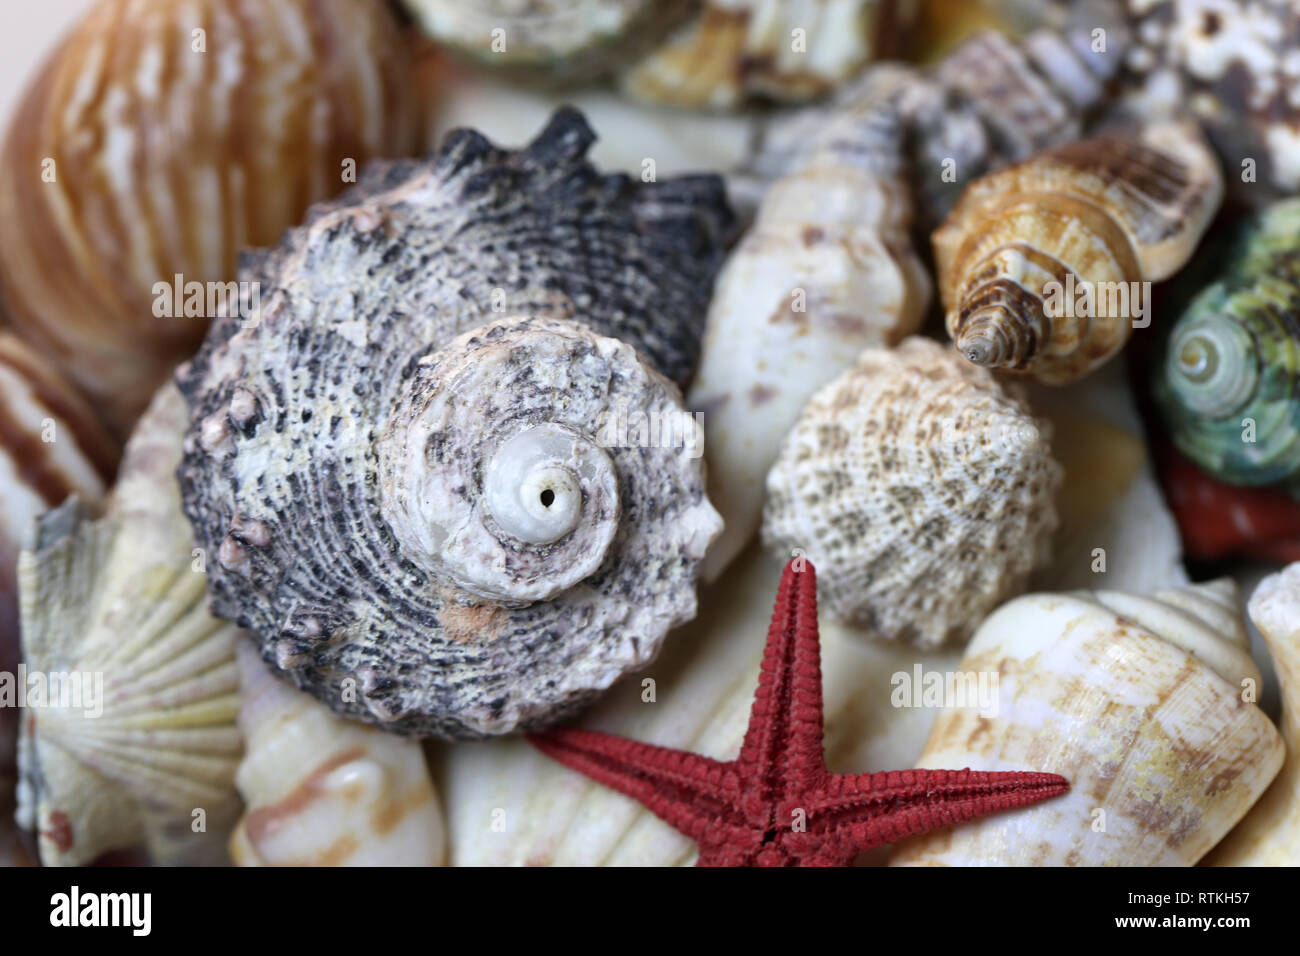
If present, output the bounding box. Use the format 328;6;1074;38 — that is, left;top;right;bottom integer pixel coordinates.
1206;564;1300;865
15;383;242;866
230;643;445;866
935;120;1223;384
620;0;913;110
0;333;117;675
890;580;1284;866
762;337;1062;647
177;109;730;738
0;0;422;435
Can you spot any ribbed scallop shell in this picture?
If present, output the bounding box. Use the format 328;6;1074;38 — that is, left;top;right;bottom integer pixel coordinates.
1156;198;1300;488
761;337;1062;647
0;333;117;674
0;0;422;434
935;121;1222;384
890;579;1284;866
230;642;445;866
177;109;730;738
1207;562;1300;865
402;0;694;86
15;383;242;866
620;0;912;110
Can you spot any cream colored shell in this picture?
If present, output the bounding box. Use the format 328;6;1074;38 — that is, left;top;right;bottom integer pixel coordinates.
15;383;242;866
1206;563;1300;865
230;643;445;867
890;579;1284;866
762;337;1062;647
935;120;1223;384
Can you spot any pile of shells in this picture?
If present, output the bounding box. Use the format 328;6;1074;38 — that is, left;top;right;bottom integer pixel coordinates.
1;0;1299;870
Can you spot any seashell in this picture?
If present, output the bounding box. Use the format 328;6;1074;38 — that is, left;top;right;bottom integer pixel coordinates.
230;642;445;866
0;333;117;675
15;382;243;866
935;120;1223;384
1155;198;1300;489
761;336;1062;647
437;542;964;866
0;0;422;435
402;0;694;86
890;579;1284;866
692;24;1127;582
620;0;914;110
1205;563;1300;865
176;109;730;739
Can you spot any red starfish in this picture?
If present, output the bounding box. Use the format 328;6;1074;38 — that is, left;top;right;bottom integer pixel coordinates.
530;559;1069;866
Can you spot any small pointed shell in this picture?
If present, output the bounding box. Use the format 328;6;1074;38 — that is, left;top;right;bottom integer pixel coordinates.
1205;563;1300;865
762;337;1062;647
0;0;422;434
15;383;242;866
890;579;1284;866
230;642;445;867
935;121;1223;383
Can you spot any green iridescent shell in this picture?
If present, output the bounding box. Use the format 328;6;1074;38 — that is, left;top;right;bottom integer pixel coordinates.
1156;198;1300;488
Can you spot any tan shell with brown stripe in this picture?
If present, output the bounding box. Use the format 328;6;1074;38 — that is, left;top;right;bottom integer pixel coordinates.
934;120;1223;384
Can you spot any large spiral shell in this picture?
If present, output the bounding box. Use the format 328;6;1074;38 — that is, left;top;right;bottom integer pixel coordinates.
0;0;422;435
177;109;730;739
935;120;1222;384
890;579;1284;866
1156;198;1300;489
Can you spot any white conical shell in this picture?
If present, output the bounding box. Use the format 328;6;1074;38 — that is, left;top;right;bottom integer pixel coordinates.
229;642;445;867
15;383;242;866
890;579;1284;866
437;544;963;865
762;336;1063;647
1205;563;1300;865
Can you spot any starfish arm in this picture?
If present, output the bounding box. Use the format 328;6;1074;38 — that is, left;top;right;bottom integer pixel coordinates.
735;560;828;799
798;768;1070;855
528;729;746;845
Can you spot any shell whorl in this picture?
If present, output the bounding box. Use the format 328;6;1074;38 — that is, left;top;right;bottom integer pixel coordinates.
177;109;729;738
936;121;1222;384
1157;198;1300;488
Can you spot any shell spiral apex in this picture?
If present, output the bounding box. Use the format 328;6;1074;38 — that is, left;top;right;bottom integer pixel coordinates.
761;336;1062;648
935;121;1222;384
177;109;730;739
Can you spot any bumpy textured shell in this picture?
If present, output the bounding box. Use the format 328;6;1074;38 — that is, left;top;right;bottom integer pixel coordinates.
762;337;1062;647
0;333;117;675
935;121;1223;384
402;0;694;85
0;0;422;435
15;383;242;866
177;109;730;738
1156;198;1300;488
230;643;445;866
620;0;914;109
1207;563;1300;865
692;23;1127;582
891;579;1284;866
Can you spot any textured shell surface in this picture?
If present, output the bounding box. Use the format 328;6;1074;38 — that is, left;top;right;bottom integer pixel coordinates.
890;579;1284;866
15;382;242;866
402;0;694;85
1206;562;1300;865
230;642;445;866
0;333;117;676
0;0;422;435
620;0;914;110
936;120;1223;384
1156;198;1300;489
177;109;730;739
762;336;1062;647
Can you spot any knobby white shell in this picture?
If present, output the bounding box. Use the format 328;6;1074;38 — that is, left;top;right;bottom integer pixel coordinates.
890;579;1284;866
230;642;446;866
